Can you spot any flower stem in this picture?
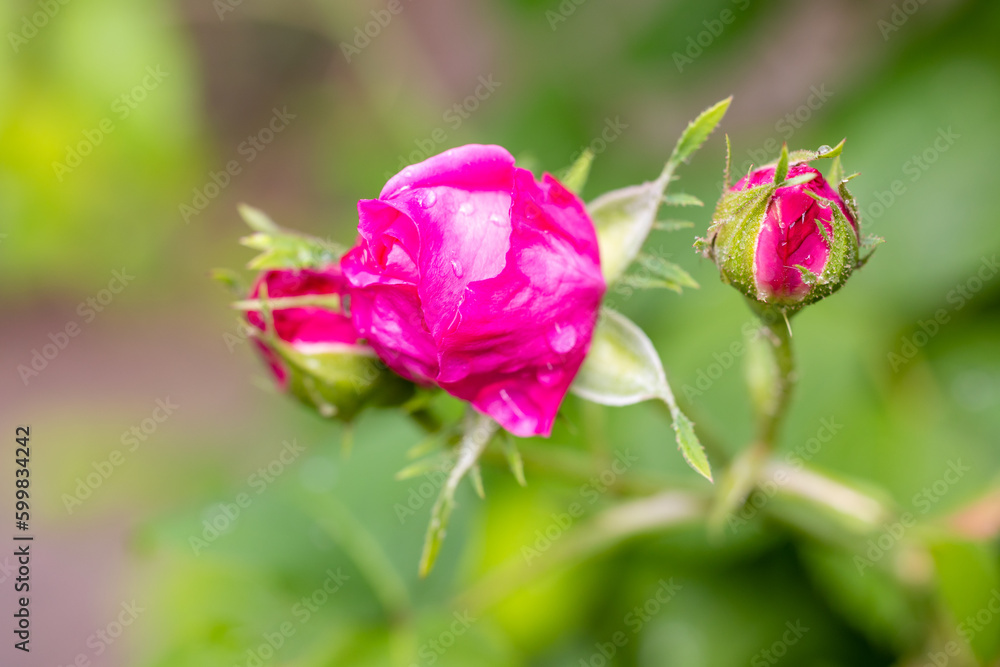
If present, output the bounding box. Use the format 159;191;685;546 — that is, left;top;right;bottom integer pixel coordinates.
756;307;796;451
710;304;797;530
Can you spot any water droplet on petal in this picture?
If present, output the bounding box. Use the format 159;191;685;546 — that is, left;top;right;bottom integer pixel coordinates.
450;260;464;277
459;202;473;215
537;364;562;386
547;323;577;355
489;213;505;227
420;191;437;208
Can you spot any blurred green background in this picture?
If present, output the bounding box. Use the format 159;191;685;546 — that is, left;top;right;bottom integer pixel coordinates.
3;0;1000;665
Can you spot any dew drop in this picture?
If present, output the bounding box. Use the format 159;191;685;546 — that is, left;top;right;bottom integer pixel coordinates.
547;323;577;354
818;145;832;154
450;259;464;277
458;202;474;215
537;364;562;386
420;191;437;208
489;213;505;227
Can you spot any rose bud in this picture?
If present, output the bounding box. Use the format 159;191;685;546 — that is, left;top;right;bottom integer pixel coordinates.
246;266;414;421
341;144;607;437
699;145;867;312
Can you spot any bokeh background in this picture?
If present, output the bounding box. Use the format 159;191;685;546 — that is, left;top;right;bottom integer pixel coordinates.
3;0;1000;665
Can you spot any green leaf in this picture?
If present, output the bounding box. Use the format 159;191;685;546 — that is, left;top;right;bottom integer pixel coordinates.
238;203;280;233
211;268;246;295
781;172;818;188
561;149;594;195
653;220;695;232
237;205;345;270
570;308;712;481
619;275;684;293
419;411;500;577
469;464;486;499
671;411;712;482
662;192;704;207
773;143;790;184
858;234;885;267
668;96;732;167
501;432;527;486
395;453;452;481
826;155;845;186
634;253;699;292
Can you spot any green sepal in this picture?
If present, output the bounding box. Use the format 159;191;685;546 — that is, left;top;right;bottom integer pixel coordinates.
571;308;712;482
211;268;247;295
268;338;415;423
419;412;500;577
662;192;704;207
238;204;345;270
773;143;790;184
652;220;695;232
561;149;594;195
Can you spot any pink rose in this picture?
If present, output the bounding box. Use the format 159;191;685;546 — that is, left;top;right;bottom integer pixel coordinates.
245;265;414;421
702;155;862;311
733;163;858;303
247;266;360;386
341;144;606;437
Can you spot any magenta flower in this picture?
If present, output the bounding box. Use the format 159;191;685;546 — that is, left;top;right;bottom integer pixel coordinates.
341;144;606;437
247;267;360;386
733;163;857;303
245;266;412;421
700;148;866;312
